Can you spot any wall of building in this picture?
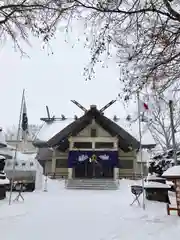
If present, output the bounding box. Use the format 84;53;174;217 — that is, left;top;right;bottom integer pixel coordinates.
76;122;112;137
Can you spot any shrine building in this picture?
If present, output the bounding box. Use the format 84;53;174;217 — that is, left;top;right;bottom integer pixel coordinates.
33;103;155;180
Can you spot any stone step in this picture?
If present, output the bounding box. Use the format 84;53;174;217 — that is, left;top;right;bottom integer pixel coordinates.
66;187;118;190
65;179;119;190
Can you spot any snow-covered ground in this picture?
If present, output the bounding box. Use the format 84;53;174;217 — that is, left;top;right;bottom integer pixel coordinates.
0;179;180;240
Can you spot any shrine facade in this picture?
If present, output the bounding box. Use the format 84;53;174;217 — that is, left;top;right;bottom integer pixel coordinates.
34;104;155;179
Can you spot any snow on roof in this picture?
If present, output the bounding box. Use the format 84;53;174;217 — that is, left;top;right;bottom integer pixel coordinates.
35;119;74;142
0;147;13;159
144;181;171;189
0;129;7;147
162;166;180;178
115;120;156;146
147;175;165;181
0;155;6;160
35;114;155;146
0;178;10;185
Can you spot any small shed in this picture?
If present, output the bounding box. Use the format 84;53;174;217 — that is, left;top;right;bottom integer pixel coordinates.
162;165;180;216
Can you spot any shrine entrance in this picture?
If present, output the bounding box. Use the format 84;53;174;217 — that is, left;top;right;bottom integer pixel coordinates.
74;160;113;179
68;150;117;179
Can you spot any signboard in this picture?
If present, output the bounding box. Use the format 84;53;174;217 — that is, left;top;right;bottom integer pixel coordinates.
176;179;180;210
131;185;143;195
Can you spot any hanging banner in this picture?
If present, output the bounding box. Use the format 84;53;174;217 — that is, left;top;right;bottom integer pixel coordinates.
68;150;118;168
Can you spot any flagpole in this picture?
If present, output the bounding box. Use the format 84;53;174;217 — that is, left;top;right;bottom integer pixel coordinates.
137;91;145;210
9;89;25;205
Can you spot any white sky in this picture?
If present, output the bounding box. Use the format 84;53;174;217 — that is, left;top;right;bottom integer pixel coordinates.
0;22;136;131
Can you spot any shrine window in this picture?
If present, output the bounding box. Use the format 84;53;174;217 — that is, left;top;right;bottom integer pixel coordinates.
91;128;97;137
120;160;134;169
56;159;68;168
95;142;114;149
73;142;92;149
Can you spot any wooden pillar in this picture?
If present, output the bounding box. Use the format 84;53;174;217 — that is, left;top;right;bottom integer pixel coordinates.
113;167;119;180
68;168;73;179
51;149;56;178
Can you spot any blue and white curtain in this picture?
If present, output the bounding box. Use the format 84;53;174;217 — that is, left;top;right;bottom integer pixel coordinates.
68;151;118;168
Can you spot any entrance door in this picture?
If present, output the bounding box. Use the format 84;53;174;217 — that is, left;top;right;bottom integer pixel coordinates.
74;160;114;178
74;162;86;178
86;161;102;178
101;164;113;178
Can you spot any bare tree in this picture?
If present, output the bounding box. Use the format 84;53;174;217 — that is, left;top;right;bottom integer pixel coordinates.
0;0;75;54
42;0;180;95
2;1;180;94
145;89;180;150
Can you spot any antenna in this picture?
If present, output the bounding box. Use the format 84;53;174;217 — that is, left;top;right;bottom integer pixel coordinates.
71;100;87;112
99;100;117;113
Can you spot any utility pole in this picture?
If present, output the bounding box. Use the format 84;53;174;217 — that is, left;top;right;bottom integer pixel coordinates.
169;100;178;165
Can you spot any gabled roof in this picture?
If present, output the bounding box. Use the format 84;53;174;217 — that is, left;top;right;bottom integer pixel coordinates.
33;106;156;152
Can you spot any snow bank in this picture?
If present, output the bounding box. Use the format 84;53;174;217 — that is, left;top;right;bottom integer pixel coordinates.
162;166;180;178
147;175;165;181
0;146;14;159
1;179;180;240
4;152;43;190
144;181;171;189
0;178;9;185
0;129;7;147
0;155;5;160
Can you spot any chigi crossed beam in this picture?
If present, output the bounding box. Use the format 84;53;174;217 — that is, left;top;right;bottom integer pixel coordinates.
40;100;148;123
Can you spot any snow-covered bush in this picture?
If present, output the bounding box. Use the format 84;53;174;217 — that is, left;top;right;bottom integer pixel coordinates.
149;149;180;177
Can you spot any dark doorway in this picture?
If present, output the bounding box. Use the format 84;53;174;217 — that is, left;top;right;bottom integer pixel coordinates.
74;161;86;178
101;164;113;178
74;160;114;178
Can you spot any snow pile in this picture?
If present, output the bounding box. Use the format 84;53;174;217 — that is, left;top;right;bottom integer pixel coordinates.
0;179;180;240
0;145;15;159
162;166;180;177
144;181;171;189
0;177;9;185
4;152;43;190
147;175;165;181
0;128;7;147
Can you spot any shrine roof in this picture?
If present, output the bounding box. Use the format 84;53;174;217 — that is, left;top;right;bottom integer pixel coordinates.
33;107;156;152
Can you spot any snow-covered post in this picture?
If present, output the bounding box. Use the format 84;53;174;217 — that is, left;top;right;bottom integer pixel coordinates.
44;174;48;192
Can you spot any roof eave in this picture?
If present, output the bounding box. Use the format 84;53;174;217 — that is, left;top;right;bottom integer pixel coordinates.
32;140;49;148
141;143;156;149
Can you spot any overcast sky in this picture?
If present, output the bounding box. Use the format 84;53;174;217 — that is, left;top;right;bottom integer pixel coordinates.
0;22;136;131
